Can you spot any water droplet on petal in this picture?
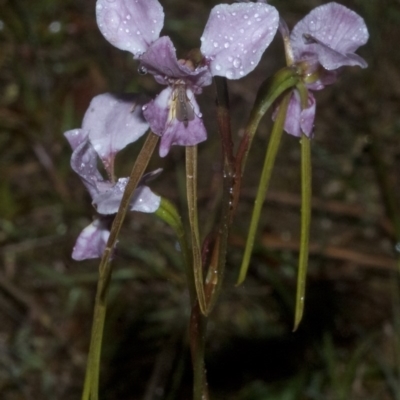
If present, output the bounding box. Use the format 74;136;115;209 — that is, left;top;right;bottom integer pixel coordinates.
224;42;229;48
215;64;221;71
233;58;241;68
138;65;147;75
213;42;219;48
226;70;234;79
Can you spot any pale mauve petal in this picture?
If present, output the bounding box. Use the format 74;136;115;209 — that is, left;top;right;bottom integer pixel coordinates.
96;0;164;57
142;87;172;136
140;37;212;91
143;88;207;157
290;2;368;70
72;218;110;260
200;2;279;79
93;177;161;214
82;93;149;175
274;91;315;137
64;129;103;199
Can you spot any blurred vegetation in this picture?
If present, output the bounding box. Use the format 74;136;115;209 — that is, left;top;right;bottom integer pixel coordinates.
1;0;400;399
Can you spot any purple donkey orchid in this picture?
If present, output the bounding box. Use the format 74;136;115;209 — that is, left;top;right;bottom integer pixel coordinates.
64;93;161;260
278;2;369;137
96;0;279;156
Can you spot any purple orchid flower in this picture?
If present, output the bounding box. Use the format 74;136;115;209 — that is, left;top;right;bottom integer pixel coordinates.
64;93;161;260
278;2;369;137
96;0;279;156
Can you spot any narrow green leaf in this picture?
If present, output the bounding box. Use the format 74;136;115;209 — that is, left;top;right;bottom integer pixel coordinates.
155;197;195;303
293;135;312;331
237;93;291;286
185;146;207;315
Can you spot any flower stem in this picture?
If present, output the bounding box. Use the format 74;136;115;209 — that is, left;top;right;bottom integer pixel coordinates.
236;92;291;286
190;302;209;400
202;77;235;312
185;145;207;315
81;131;159;400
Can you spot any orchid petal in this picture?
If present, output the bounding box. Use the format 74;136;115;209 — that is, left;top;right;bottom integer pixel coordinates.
143;87;207;157
93;177;161;214
140;37;212;91
82;93;149;175
159;114;207;158
96;0;164;57
72;218;110;260
64;129;103;199
302;35;368;70
290;2;368;70
275;91;316;137
142;87;171;137
200;2;279;79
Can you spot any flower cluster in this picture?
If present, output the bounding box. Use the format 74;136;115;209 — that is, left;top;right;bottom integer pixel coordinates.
64;93;160;260
96;0;279;156
278;2;369;137
65;1;369;261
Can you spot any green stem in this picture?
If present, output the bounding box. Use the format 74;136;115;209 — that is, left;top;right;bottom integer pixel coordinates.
190;302;209;400
237;93;291;286
81;131;159;400
293;135;312;331
185;145;207;315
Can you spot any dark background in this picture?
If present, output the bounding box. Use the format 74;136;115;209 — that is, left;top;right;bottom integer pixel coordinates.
1;0;400;399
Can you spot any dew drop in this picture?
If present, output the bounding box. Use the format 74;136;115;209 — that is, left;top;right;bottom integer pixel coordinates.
224;42;229;48
213;42;219;48
243;14;248;19
226;70;234;79
239;28;244;34
215;64;221;71
136;30;141;35
233;58;241;68
138;65;147;75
